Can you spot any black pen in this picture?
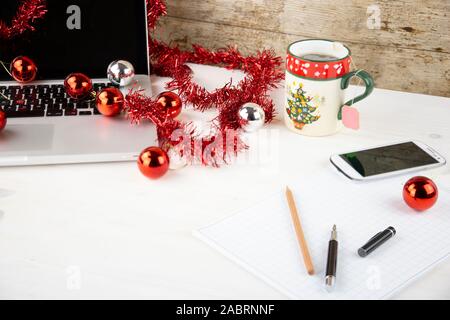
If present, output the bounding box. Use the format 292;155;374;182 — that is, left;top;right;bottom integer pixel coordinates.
325;225;338;290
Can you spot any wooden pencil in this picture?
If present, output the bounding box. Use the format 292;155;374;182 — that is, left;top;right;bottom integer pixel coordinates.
285;186;315;276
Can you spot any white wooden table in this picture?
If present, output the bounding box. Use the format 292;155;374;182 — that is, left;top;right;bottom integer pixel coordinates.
1;64;449;300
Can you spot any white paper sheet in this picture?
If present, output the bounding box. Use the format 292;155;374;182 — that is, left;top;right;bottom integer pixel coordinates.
195;172;450;299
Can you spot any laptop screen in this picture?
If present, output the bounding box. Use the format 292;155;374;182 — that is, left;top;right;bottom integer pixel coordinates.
0;0;149;81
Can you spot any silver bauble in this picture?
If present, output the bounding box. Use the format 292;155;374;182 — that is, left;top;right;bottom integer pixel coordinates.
107;60;135;87
238;103;266;133
168;148;188;170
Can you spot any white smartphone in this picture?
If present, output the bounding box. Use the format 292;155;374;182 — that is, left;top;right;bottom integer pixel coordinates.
330;141;446;181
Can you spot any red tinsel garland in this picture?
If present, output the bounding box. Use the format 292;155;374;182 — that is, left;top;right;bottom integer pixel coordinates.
125;90;248;167
123;0;284;167
0;0;47;40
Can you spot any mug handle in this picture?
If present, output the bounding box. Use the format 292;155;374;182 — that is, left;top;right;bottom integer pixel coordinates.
338;70;375;120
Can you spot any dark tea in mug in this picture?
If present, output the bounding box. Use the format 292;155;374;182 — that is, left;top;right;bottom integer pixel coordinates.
300;53;339;62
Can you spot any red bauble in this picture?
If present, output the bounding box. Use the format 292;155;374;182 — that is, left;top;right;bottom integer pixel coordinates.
96;87;124;117
157;91;182;119
403;176;439;212
137;147;170;180
10;56;37;83
0;110;7;131
64;73;93;99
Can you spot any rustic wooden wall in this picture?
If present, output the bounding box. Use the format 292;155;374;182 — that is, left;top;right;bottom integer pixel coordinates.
154;0;450;97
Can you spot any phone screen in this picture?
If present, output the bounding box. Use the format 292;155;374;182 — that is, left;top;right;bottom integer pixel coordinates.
340;142;439;177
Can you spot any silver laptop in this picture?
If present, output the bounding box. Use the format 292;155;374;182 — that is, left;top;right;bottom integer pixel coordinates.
0;0;155;167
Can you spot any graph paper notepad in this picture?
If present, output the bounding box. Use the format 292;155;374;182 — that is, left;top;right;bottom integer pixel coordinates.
194;173;450;300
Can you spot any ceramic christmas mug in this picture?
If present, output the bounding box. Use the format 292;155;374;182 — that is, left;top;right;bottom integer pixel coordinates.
285;39;374;136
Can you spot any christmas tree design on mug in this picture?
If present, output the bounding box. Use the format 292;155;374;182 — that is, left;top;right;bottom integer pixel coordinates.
286;82;321;130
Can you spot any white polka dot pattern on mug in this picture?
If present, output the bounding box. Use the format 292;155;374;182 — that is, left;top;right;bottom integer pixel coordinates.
286;54;352;79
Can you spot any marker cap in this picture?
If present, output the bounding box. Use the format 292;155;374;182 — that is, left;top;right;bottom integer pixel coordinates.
358;227;396;258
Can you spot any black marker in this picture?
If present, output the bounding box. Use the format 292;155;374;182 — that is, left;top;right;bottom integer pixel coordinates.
325;225;338;290
358;227;396;258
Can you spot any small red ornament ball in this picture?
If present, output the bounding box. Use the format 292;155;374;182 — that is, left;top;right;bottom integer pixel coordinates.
96;87;124;117
157;91;182;119
0;110;7;131
64;73;93;99
403;176;439;212
137;147;170;180
10;56;37;83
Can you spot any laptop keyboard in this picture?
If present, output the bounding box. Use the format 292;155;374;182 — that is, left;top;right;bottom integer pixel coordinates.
0;83;110;118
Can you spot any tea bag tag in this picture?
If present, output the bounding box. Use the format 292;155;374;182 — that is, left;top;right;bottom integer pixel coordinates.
342;105;360;130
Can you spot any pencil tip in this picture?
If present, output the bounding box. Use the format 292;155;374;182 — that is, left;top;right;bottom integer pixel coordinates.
333;224;337;231
286;186;291;193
